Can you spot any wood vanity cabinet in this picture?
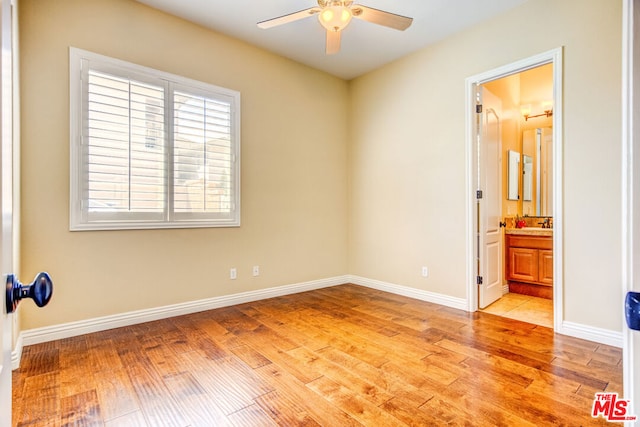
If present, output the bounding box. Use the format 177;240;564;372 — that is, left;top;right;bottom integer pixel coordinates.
505;234;553;299
538;249;554;285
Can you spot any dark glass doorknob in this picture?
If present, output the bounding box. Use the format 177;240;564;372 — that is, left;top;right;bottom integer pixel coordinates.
5;272;53;313
626;291;640;331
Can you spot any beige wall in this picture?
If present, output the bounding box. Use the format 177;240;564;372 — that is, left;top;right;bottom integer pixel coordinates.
349;0;623;330
18;0;349;329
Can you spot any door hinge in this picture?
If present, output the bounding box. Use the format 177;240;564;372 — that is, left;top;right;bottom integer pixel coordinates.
476;190;483;199
476;104;483;114
477;276;483;285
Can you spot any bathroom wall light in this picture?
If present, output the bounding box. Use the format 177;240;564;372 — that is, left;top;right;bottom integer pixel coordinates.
522;102;553;121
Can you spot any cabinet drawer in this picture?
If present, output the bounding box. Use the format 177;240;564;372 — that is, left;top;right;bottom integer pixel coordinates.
506;235;553;250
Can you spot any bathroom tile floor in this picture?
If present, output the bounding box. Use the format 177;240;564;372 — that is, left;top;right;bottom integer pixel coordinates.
481;292;553;328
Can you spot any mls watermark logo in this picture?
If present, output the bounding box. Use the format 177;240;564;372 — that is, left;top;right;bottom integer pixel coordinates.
592;392;637;422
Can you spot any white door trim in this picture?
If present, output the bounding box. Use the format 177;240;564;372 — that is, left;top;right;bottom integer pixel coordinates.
622;0;636;420
465;48;564;332
0;0;13;423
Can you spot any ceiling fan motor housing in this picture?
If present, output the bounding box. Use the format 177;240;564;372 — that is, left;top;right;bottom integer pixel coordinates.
318;1;354;32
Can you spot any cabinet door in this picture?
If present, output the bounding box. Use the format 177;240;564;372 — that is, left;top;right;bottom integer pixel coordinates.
538;249;554;285
508;247;538;283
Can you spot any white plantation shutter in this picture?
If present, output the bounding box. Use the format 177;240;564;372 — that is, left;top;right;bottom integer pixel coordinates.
86;70;166;218
70;48;240;230
172;89;234;217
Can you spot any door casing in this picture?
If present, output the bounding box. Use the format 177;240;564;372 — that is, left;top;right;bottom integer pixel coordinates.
464;48;564;331
622;0;638;419
0;0;14;423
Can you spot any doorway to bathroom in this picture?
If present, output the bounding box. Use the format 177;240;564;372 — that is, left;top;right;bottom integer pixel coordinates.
465;49;563;331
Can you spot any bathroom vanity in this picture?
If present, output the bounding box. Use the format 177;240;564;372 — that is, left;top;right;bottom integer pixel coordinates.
505;228;553;299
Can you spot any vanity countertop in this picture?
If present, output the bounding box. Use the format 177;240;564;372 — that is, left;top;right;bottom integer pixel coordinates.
505;227;553;237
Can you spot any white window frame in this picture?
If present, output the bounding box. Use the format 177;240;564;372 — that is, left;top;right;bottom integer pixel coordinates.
69;48;241;231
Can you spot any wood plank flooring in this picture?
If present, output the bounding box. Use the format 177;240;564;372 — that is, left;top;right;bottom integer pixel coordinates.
12;284;622;426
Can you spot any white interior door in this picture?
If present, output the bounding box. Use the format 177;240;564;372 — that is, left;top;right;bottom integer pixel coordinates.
623;0;640;419
478;87;503;309
0;0;13;424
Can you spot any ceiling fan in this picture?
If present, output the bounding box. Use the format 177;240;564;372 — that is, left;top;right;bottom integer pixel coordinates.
257;1;413;55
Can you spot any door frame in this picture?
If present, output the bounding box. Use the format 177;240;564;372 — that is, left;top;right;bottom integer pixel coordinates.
622;0;637;419
464;48;564;331
0;0;14;423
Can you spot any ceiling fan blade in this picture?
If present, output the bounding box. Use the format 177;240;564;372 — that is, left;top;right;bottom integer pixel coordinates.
326;30;341;55
352;5;413;31
257;8;320;29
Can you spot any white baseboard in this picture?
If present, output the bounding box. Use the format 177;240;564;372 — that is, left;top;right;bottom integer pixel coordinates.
558;321;623;348
14;274;466;367
11;333;22;370
15;275;349;361
12;273;623;370
349;275;623;348
348;275;468;311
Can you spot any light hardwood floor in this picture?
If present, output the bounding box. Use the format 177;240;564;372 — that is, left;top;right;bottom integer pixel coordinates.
12;284;621;426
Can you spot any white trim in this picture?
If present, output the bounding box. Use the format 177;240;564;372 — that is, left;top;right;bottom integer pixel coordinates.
12;274;469;366
465;78;476;312
622;0;636;419
10;333;21;370
69;47;241;231
560;321;623;348
551;50;564;333
16;276;348;352
12;273;623;371
464;48;564;331
349;275;621;347
348;275;468;311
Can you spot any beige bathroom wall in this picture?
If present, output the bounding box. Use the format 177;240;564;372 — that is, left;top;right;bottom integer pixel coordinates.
483;63;554;219
349;0;623;331
18;0;349;329
520;64;554;134
483;74;521;219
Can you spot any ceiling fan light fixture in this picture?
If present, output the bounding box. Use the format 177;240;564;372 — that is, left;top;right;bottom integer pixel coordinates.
257;0;412;55
318;4;352;32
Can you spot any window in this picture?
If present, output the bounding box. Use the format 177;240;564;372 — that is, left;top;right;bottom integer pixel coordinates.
69;48;240;230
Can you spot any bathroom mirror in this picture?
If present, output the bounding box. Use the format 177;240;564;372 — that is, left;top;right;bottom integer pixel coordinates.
522;155;533;201
507;150;520;201
522;127;553;216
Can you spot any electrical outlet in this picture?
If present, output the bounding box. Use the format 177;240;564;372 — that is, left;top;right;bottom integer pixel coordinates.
252;265;260;277
230;268;237;280
421;266;429;277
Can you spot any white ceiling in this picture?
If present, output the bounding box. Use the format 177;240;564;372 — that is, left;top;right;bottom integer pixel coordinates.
135;0;529;80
